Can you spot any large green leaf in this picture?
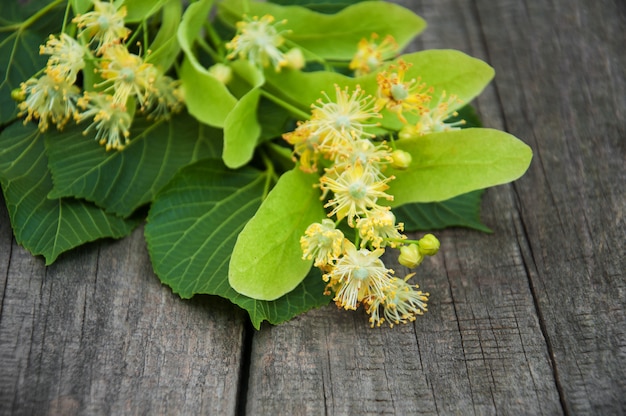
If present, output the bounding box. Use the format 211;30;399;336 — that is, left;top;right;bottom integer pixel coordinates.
145;160;329;328
229;168;325;300
178;0;237;127
0;0;65;125
0;123;138;265
395;190;491;233
386;128;533;205
263;50;495;125
46;112;222;218
218;0;425;60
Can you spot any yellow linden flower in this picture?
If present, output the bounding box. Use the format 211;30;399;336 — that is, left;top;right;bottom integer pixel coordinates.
282;121;323;173
364;274;429;328
226;15;289;71
366;276;429;328
143;67;184;120
333;138;392;172
308;84;381;159
18;74;80;132
349;33;398;77
76;92;132;151
40;33;86;84
73;0;131;54
415;91;466;134
324;241;393;310
320;162;394;226
300;219;345;269
356;208;405;249
98;45;155;108
376;60;433;123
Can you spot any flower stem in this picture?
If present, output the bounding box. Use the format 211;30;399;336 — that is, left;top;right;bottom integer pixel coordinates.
260;89;310;121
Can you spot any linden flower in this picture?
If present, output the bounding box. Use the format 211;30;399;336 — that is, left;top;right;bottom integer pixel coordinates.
356;208;405;249
366;277;429;328
320;162;394;225
40;33;86;84
98;45;155;108
283;121;323;173
76;92;132;151
349;33;398;77
416;91;466;134
300;219;345;269
73;0;131;54
308;85;381;158
18;74;80;132
226;14;289;71
376;60;433;123
334;138;392;172
324;241;393;310
143;67;184;120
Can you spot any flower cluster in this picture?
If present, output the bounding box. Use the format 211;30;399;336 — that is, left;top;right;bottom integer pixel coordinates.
15;0;183;151
282;34;472;326
285;81;447;327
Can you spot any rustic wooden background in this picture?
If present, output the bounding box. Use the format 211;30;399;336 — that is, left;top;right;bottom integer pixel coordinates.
1;0;624;414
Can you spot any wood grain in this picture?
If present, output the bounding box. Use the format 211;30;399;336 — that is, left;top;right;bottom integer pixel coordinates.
0;214;248;415
1;0;624;415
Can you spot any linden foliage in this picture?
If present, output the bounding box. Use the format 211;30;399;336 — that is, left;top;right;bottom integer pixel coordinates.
0;0;532;329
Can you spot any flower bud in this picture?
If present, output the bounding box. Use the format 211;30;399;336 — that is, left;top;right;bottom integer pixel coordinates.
398;244;423;268
390;149;412;170
399;123;420;141
285;48;305;70
208;63;232;84
418;234;440;256
11;88;25;102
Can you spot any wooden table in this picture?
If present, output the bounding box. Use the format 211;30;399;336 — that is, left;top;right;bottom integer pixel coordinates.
1;0;624;414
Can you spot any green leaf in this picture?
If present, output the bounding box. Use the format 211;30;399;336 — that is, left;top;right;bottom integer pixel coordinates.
268;0;371;14
229;168;326;300
0;0;65;125
145;160;329;328
223;88;262;168
387;128;533;205
219;0;425;60
263;50;495;122
46;112;222;217
144;0;182;71
222;60;265;168
395;190;492;233
0;122;138;265
178;0;237;127
124;0;169;22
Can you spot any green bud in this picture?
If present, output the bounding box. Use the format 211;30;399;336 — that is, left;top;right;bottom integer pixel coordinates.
390;149;412;169
418;233;440;256
398;244;423;268
399;124;420;141
11;88;25;102
208;63;232;85
285;48;305;70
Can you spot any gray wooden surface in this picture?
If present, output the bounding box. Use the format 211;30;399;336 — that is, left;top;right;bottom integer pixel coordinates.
1;0;624;415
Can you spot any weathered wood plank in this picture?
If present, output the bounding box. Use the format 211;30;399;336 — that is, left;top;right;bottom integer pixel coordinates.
473;0;626;414
0;200;247;415
244;1;566;415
